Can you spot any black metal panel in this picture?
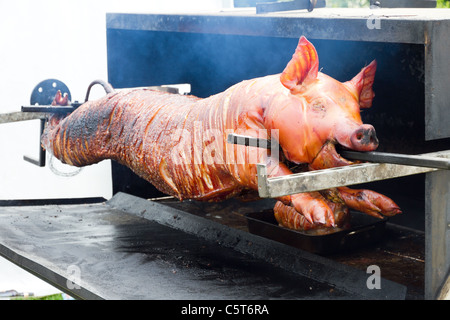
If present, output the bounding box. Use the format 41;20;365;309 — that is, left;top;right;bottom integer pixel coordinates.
105;11;428;44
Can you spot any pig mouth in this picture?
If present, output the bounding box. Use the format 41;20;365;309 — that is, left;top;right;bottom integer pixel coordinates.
308;141;355;170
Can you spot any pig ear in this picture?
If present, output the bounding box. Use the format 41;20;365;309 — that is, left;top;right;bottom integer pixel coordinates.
280;36;319;92
344;60;377;109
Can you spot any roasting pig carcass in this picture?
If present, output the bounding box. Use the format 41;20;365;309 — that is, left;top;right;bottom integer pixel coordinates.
41;36;401;231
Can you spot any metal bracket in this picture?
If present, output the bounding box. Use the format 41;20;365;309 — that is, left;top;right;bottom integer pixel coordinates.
256;154;449;198
226;133;450;198
22;79;73;167
20;79;114;167
22;118;47;167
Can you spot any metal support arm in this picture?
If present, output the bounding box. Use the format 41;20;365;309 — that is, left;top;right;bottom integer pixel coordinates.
256;151;450;198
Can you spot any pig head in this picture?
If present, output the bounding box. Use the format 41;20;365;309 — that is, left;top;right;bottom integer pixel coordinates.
263;36;378;168
241;36;400;229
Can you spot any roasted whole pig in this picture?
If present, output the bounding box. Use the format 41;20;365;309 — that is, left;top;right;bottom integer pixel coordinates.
42;36;401;231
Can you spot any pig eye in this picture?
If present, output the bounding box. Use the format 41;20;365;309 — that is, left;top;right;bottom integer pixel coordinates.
311;100;327;117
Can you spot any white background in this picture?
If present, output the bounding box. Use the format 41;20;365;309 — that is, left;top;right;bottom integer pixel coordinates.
0;0;232;298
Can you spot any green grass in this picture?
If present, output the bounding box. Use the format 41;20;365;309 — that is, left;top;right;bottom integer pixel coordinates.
326;0;369;7
326;0;450;7
11;293;65;300
437;0;450;7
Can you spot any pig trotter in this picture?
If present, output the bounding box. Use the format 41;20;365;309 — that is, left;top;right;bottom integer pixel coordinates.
274;201;316;230
337;186;402;218
274;197;349;231
51;90;69;106
288;192;335;227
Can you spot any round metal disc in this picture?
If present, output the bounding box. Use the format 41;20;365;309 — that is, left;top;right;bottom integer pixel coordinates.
30;79;71;106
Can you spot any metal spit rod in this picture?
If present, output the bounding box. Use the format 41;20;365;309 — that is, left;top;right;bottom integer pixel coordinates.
227;133;450;170
339;150;450;170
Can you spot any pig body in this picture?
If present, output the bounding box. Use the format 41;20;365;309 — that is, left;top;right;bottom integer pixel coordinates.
42;36;401;230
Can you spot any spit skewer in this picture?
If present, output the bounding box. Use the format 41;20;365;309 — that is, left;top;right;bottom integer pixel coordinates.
227;133;450;170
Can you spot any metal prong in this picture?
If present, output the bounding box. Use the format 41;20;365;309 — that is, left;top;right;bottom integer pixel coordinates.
257;163;270;198
227;133;271;149
340;150;450;170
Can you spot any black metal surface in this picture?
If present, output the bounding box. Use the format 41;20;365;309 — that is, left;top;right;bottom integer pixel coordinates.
246;210;388;255
134;196;426;299
106;11;431;44
0;192;406;300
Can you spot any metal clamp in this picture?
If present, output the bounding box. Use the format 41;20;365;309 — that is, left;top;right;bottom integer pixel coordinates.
256;157;446;198
20;79;115;167
21;79;73;167
227;133;450;198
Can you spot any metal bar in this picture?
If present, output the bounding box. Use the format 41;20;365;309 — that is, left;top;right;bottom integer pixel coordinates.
340;150;450;170
256;150;450;198
0;111;46;124
23;119;46;167
227;133;274;149
21;105;79;113
257;162;436;198
228;133;450;170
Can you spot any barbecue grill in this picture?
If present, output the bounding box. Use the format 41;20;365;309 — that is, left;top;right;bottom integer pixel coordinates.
0;6;449;301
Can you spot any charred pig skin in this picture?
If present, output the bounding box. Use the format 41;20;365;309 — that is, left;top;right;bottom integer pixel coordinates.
42;36;401;231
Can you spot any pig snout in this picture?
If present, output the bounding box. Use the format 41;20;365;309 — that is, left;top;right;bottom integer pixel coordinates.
349;124;379;151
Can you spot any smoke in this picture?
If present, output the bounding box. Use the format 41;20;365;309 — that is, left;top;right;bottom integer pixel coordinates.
107;30;298;97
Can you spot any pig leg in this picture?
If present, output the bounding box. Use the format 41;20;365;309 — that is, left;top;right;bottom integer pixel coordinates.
274;201;316;230
278;192;336;227
274;194;349;231
309;141;402;219
234;132;335;228
337;186;401;218
263;158;336;227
